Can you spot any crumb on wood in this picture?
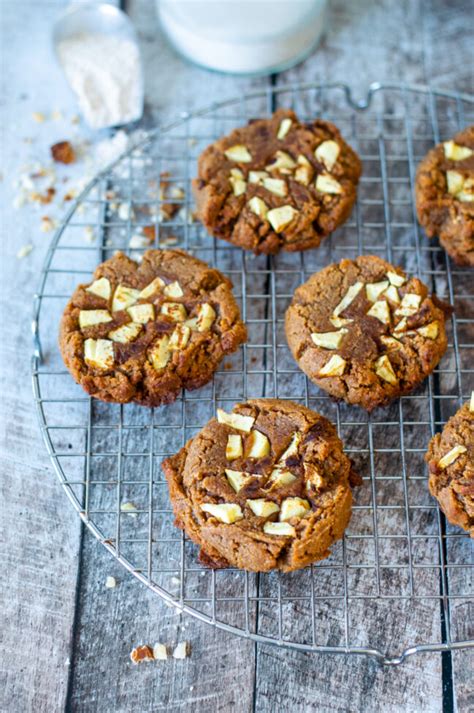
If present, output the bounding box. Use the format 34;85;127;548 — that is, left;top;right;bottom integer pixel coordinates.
105;576;116;588
173;641;189;659
130;645;154;665
51;141;76;164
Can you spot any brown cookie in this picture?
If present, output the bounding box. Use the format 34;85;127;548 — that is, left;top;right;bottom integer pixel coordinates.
162;399;357;572
193;109;362;255
415;126;474;266
425;394;474;536
285;255;451;411
59;249;247;406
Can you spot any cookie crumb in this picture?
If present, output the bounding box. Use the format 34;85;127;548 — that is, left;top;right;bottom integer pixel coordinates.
120;501;138;516
40;216;57;232
173;641;189;659
51;141;76;165
32;111;46;123
130;645;154;664
152;643;168;660
17;244;33;259
105;576;116;588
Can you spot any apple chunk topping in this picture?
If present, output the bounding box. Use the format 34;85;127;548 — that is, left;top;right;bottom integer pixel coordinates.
217;409;255;433
314;140;340;170
247;499;280;517
263;521;296;536
247;430;270;458
127;303;154;324
224;145;252;163
226;434;243;461
375;355;397;385
148;335;171;370
280;497;310;521
318;354;346;377
108;322;142;344
79;310;112;328
277;118;292;140
112;285;140;312
267;205;297;233
438;445;467;469
311;329;347;350
86;277;111;300
84;338;114;369
139;277;165;299
201;503;243;524
225;469;252;493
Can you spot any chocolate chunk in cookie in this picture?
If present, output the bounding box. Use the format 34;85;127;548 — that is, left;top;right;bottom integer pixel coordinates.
425;393;474;536
163;399;357;572
59;249;247;406
415;126;474;266
285;255;451;411
193;109;362;255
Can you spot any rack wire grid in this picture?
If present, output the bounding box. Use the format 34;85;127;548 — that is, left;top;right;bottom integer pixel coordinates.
31;83;474;665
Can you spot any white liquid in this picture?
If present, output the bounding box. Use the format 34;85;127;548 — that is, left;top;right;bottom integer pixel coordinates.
158;0;327;74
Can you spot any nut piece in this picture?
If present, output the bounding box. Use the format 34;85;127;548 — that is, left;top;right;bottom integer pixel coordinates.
278;432;300;462
267;468;297;488
263;521;296;537
224;144;252;162
79;309;113;328
108;322;142;344
139;277;165;299
196;303;216;331
86;277;111;300
201;502;243;524
438;444;467;469
161;302;187;322
375;355;397;385
311;329;347;350
367;299;391;325
417;321;439;339
294;155;313;185
395;293;422;317
247;499;280;517
153;643;168;661
280;497;311;521
249;170;269;184
383;285;400;304
217;409;255;433
127;303;154;324
248;196;269;219
163;281;184;298
112;285;140;312
387;271;406;287
229;168;247;196
366;280;389;302
169;324;191;350
315;173;342;194
84;338;114;369
226;434;243;460
262;177;288;197
333;281;364;317
318;354;346;377
443;140;473;161
173;642;189;660
267;205;297;233
225;469;252;493
247;430;270;458
277;118;292;140
266;150;296;172
130;645;154;665
446;170;464;195
314;140;340;170
148;335;171;370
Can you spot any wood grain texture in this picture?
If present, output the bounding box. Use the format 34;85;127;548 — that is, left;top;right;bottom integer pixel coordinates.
1;0;473;712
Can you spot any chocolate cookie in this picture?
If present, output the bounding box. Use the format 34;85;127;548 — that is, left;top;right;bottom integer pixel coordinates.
59;250;247;406
193;109;362;255
162;399;357;572
425;394;474;536
415;126;474;266
285;255;451;411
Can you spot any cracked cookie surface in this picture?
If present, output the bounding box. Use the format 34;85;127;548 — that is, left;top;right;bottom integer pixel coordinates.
426;394;474;536
285;255;451;411
59;249;247;406
193;109;362;255
162;399;357;572
415;125;474;266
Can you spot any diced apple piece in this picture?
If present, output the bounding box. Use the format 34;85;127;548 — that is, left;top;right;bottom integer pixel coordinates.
79;309;112;328
84;338;114;369
262;177;287;197
224;145;252;163
86;277;111;300
161;302;187;322
267;205;297;233
438;445;467;469
196;303;216;332
469;391;474;412
417;321;439;339
446;170;464;195
277;118;292;140
380;335;402;349
294;157;313;186
333;281;364;317
367;300;391;325
226;434;243;461
229;171;247;196
330;316;353;328
383;285;400;304
315;173;342;194
266;150;296;172
395;293;422;317
139;277;165;299
163;281;184;298
279;497;310;521
366;280;389;302
148;335;171;370
217;409;255;433
112;285;140;312
314;140;340;170
247;430;270;458
311;329;347;349
247;499;280;517
318;354;346;377
268;468;297;488
393;317;408;334
201;502;243;523
225;469;252;493
278;432;300;462
443;140;473;161
108;322;142;344
386;271;406;287
248;196;269;220
304;463;324;489
127;303;154;324
248;170;268;184
263;521;295;536
375;355;397;385
169;324;191;350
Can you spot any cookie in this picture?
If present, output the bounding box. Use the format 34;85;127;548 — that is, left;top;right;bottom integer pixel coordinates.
59;249;247;406
285;255;451;411
425;393;474;536
415;126;474;266
162;399;357;572
193;109;362;255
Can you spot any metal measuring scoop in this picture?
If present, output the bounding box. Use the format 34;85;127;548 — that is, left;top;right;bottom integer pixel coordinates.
53;3;144;129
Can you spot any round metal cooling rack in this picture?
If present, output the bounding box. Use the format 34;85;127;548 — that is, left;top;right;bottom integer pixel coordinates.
32;83;474;665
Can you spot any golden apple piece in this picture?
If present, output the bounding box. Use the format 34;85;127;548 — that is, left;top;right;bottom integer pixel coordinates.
262;177;287;197
84;338;114;369
330;316;353;328
196;303;216;331
315;173;342;194
446;170;464;195
247;429;270;458
139;277;165;299
266;150;297;172
224;145;252;163
225;469;252;493
168;324;191;350
127;303;154;324
311;329;347;349
386;271;406;287
375;355;397;385
395;293;422;317
417;321;439;339
108;322;143;344
318;354;346;377
229;167;247;196
201;502;243;523
216;409;255;433
161;302;187;322
247;499;280;517
248;170;269;184
267;468;297;488
469;391;474;412
279;497;311;521
314;140;340;170
112;284;140;312
383;285;400;304
85;277;111;300
79;309;112;329
267;205;297;233
438;445;467;469
263;521;296;536
148;335;171;370
226;434;243;461
333;281;364;317
277;118;292;140
248;196;269;220
163;281;184;298
367;300;391;325
366;280;389;302
304;463;324;489
278;432;301;462
443;140;473;161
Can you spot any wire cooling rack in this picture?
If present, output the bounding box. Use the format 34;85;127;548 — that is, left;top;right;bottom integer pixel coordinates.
31;83;473;665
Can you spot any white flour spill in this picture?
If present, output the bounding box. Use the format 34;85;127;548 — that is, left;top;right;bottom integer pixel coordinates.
57;33;143;130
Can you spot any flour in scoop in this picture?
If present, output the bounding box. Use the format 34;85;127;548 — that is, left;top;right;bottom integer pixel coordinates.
57;33;143;129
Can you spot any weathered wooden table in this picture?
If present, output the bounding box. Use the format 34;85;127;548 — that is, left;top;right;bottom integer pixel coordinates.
1;1;473;711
